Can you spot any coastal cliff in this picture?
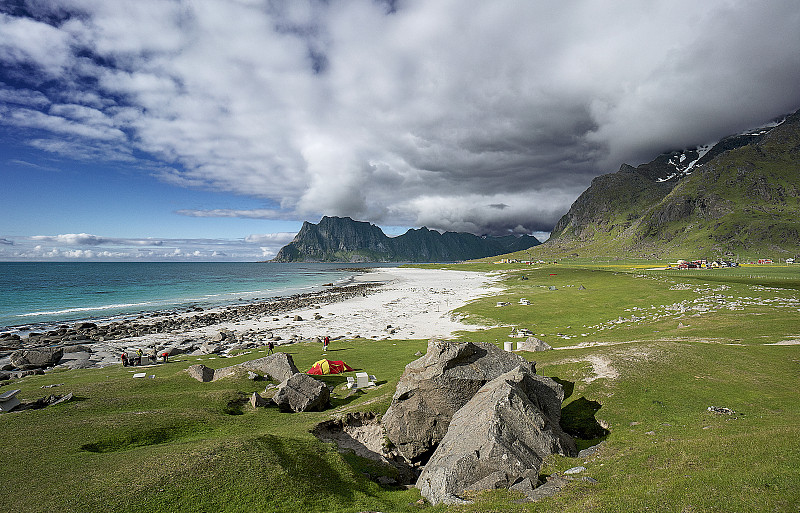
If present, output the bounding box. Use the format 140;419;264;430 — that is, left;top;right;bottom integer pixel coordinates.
273;216;540;262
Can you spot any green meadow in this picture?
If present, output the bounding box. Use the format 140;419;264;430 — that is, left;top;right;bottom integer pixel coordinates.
3;261;800;512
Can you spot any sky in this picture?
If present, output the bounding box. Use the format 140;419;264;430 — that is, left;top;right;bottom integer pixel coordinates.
1;0;799;261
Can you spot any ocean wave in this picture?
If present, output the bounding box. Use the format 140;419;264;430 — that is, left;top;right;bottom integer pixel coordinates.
16;301;156;317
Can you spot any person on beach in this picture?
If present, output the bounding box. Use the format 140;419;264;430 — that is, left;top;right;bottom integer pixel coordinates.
121;352;128;367
160;352;168;363
323;336;329;352
267;340;274;354
136;348;143;366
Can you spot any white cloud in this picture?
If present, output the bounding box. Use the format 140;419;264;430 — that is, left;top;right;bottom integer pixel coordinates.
244;232;296;244
1;1;799;235
0;231;296;261
29;233;163;246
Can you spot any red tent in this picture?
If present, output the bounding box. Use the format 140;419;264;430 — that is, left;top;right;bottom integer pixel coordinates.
307;359;354;375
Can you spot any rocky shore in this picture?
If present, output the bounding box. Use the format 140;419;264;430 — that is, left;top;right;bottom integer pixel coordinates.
0;267;501;380
0;281;383;377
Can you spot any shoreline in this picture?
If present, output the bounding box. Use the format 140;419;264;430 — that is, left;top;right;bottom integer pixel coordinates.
1;267;379;335
0;267;501;372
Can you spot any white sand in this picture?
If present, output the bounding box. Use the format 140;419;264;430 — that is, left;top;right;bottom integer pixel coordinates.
194;267;503;342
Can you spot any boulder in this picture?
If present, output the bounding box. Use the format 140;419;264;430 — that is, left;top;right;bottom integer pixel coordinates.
186;364;215;382
199;341;221;354
382;339;534;463
250;391;269;408
163;346;187;356
272;373;330;412
62;344;93;353
416;366;576;505
10;347;63;369
214;352;299;382
516;337;552;352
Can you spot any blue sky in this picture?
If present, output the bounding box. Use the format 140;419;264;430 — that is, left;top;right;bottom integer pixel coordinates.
1;1;799;261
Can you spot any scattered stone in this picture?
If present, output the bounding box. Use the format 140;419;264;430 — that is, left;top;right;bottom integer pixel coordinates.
563;466;586;475
293;315;303;321
383;339;535;463
247;371;261;381
272;373;330;412
577;443;603;459
416;365;576;505
707;406;736;415
514;475;569;502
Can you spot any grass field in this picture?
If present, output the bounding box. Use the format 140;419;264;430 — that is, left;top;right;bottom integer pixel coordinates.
3;261;799;512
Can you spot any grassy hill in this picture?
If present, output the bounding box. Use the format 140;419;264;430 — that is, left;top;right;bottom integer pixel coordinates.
3;262;800;512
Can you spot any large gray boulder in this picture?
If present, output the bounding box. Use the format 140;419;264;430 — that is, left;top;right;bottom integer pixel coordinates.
186;364;215;382
516;337;552;352
382;339;533;463
272;373;330;412
416;366;576;505
10;347;63;369
212;352;299;382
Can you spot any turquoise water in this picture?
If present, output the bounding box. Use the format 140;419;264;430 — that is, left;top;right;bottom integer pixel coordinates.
0;262;377;331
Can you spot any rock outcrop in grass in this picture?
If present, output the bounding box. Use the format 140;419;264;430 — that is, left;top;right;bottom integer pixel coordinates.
417;365;576;505
382;339;534;463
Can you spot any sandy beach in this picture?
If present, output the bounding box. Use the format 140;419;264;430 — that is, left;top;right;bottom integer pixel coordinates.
2;267;503;371
140;267;502;346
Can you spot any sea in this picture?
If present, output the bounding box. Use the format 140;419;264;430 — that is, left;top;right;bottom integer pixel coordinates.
0;262;390;333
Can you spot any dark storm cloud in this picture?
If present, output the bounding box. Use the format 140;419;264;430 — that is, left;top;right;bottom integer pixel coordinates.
1;0;799;236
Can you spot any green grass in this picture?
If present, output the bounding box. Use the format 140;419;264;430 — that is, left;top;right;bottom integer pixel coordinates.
3;262;800;512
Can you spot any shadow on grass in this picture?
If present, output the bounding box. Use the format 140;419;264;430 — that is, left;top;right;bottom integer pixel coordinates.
560;396;610;446
81;422;206;453
551;377;575;400
223;393;249;415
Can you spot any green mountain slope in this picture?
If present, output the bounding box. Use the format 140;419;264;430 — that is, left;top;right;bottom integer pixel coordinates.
542;110;800;260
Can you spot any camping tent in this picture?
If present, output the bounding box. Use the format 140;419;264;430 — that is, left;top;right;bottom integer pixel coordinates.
307;359;354;375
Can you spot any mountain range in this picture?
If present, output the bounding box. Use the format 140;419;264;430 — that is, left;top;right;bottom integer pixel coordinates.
541;109;800;259
272;216;541;263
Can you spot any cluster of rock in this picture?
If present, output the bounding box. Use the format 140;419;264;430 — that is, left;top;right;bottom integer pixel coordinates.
186;352;330;413
379;339;576;505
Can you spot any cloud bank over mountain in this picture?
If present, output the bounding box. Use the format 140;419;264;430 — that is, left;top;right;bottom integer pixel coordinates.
2;0;799;238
